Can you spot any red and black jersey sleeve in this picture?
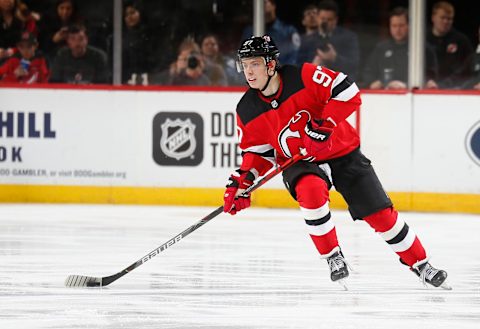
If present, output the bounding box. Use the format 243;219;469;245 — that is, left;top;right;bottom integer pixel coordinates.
236;117;275;175
301;63;361;127
234;90;276;176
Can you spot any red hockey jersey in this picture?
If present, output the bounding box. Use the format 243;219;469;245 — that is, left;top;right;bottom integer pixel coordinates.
236;63;361;174
0;53;49;84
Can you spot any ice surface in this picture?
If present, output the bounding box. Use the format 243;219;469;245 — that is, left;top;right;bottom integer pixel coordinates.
0;204;479;329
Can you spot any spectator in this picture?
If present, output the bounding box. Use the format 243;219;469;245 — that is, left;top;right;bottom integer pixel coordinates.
200;34;231;86
362;7;438;89
49;24;108;84
426;1;474;89
121;1;152;85
462;26;480;90
150;37;210;86
17;0;38;34
19;0;48;19
470;26;480;90
298;4;319;79
297;0;360;79
301;4;319;36
0;31;48;83
0;0;34;62
38;0;83;63
242;0;300;65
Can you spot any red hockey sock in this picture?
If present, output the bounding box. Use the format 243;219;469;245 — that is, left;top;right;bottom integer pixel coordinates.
364;207;427;266
295;175;339;255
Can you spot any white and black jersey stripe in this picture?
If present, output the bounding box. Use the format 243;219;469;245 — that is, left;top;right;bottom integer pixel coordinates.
241;146;276;165
330;72;359;102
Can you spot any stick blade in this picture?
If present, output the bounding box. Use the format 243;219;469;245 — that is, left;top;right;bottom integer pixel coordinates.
65;275;102;287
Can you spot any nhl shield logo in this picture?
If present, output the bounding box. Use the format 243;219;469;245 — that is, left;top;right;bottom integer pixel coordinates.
160;118;196;160
153;112;204;166
271;99;279;109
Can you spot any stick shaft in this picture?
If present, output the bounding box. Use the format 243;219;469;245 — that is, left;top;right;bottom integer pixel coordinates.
125;207;222;272
67;153;303;287
116;153;303;280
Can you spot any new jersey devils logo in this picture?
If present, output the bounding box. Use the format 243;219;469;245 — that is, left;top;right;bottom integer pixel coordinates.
278;110;311;158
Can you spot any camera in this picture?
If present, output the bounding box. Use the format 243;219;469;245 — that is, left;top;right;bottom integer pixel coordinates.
187;53;200;69
317;36;330;52
317;22;330;51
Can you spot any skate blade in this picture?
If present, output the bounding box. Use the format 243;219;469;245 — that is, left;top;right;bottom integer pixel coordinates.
440;282;452;290
336;279;349;291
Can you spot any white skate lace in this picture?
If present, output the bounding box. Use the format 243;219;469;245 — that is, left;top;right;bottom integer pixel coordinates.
419;263;438;286
328;255;346;272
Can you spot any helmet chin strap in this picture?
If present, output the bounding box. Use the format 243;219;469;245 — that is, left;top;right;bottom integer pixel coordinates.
260;74;274;92
260;61;275;92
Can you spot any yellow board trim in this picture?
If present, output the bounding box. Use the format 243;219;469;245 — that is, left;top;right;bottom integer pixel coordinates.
0;185;479;214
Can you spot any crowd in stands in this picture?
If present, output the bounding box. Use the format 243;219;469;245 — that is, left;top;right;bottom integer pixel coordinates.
0;0;479;90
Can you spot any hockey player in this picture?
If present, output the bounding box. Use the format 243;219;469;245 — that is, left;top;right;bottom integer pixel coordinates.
223;35;449;289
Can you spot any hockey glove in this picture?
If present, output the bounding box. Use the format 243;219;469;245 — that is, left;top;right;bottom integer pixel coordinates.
223;169;256;215
302;118;334;157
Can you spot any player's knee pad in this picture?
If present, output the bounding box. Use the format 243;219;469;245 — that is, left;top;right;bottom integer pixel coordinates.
295;174;330;210
282;161;331;200
363;207;398;232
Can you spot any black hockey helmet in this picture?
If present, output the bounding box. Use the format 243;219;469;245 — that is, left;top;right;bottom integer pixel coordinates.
236;35;280;72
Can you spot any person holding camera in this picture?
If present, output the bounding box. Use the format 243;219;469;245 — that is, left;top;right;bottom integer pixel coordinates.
0;31;49;83
297;0;359;79
151;37;210;86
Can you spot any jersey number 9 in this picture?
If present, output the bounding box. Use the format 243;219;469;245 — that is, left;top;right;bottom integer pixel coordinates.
313;66;332;87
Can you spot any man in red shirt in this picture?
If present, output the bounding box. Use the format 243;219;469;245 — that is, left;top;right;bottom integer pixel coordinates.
223;35;449;289
0;31;49;83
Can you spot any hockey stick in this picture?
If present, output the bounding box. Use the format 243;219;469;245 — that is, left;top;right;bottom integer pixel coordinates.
65;151;305;288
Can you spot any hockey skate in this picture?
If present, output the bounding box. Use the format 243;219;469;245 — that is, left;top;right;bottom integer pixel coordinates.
411;259;451;290
323;247;350;290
